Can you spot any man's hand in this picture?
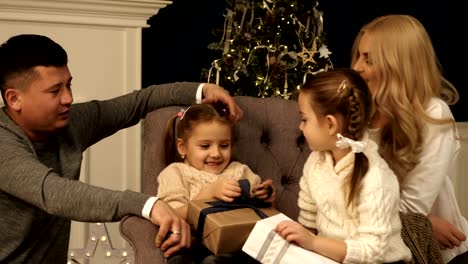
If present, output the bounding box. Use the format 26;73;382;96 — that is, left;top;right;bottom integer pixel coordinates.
202;83;243;122
150;200;191;258
429;214;466;250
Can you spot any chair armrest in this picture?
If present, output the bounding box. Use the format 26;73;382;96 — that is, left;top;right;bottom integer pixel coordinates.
120;215;166;264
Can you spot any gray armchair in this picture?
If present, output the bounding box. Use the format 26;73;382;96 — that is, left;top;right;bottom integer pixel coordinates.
119;96;310;264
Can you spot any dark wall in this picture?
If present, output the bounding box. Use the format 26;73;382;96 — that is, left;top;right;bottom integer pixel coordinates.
142;0;225;87
143;0;466;121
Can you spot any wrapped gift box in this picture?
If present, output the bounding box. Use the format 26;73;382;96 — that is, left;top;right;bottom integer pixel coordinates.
243;213;339;264
187;199;280;255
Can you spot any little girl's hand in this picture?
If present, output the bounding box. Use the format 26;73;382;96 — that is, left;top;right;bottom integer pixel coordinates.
252;179;275;201
213;179;241;202
275;220;315;250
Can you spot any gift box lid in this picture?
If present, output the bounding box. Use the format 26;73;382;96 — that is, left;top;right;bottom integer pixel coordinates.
187;199;279;239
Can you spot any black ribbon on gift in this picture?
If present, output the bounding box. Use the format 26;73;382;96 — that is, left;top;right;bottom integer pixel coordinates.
196;179;271;242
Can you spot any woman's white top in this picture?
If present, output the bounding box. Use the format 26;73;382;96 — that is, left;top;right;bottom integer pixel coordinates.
369;97;468;263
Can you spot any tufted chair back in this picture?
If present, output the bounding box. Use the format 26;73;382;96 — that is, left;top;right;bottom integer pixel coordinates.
120;96;311;264
143;96;310;219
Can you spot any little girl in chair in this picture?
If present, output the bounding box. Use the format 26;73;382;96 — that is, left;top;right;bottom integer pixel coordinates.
157;103;273;264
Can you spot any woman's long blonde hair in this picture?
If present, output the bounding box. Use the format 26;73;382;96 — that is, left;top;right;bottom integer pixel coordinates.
351;14;458;183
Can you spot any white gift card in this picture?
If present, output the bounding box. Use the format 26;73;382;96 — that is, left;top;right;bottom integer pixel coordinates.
243;213;339;264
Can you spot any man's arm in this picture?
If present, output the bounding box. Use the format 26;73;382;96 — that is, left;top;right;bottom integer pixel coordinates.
72;82;242;149
71;82;200;149
0;150;150;221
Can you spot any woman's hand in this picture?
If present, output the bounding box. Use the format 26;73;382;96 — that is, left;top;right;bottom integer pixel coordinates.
429;214;466;249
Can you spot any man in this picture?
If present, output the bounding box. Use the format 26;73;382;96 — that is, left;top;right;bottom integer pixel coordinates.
0;34;242;263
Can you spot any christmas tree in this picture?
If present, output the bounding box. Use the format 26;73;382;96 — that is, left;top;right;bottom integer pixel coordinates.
203;0;333;99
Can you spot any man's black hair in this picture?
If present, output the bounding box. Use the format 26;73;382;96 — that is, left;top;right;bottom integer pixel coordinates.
0;34;68;94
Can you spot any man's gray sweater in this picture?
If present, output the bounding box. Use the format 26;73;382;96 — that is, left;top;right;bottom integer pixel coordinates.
0;82;199;263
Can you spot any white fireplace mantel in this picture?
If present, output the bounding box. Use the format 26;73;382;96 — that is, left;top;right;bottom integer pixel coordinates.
0;0;171;27
0;0;171;263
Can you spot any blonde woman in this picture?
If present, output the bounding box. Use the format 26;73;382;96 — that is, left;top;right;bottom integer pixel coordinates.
351;14;467;263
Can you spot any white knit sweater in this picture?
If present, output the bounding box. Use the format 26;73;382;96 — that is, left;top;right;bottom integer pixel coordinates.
298;139;412;264
157;161;261;209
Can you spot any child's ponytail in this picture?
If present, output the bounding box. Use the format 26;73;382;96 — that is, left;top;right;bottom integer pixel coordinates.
162;114;180;166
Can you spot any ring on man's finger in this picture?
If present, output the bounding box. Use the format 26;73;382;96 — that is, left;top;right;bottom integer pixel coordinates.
170;230;181;236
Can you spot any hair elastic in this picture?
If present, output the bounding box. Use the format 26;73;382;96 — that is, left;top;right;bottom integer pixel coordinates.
337;80;348;94
335;133;367;153
177;106;191;120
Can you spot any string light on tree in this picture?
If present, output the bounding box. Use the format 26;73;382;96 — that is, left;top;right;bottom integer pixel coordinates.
204;0;333;99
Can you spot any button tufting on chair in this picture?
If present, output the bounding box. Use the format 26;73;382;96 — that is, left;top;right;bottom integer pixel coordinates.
260;132;270;145
120;96;311;264
281;175;290;185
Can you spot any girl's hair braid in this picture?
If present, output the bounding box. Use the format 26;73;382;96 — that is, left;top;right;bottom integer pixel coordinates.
300;68;372;207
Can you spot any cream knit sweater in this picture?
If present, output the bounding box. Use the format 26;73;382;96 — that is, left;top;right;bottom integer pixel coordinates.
298;139;412;264
157;161;261;209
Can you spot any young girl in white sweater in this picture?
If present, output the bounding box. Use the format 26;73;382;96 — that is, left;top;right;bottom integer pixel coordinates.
275;69;412;264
